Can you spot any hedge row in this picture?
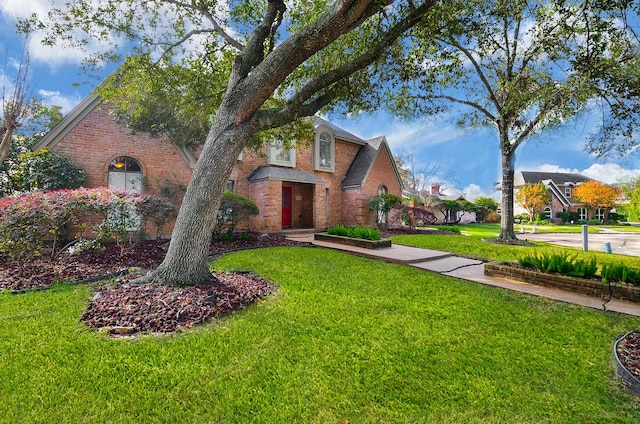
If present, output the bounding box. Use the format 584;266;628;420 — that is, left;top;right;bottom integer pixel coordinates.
0;188;174;260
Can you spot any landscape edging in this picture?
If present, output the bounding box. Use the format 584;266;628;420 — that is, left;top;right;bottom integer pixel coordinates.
484;262;640;302
614;331;640;398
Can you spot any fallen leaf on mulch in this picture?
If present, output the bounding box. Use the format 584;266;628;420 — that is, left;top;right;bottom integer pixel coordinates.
618;331;640;380
82;270;278;335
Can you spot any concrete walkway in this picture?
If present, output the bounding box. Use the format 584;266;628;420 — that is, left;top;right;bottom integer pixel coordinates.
286;233;640;317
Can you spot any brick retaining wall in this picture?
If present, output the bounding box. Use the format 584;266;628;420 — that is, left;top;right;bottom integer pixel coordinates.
484;262;640;302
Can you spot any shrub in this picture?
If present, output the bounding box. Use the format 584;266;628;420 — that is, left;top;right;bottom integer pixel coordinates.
212;192;259;238
0;188;173;260
326;225;381;241
601;263;640;286
436;225;461;233
368;194;402;229
517;251;597;279
483;211;499;223
556;211;571;223
394;204;437;228
11;149;88;192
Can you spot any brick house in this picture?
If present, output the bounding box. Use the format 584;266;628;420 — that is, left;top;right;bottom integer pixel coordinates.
34;95;403;233
512;171;594;221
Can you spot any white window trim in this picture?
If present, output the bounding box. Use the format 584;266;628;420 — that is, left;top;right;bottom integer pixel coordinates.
313;127;335;172
578;207;588;220
565;186;572;197
268;140;296;168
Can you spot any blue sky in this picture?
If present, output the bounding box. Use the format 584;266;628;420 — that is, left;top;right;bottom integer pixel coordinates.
2;1;640;200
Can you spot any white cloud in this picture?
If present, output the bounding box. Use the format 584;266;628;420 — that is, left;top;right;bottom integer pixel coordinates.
580;163;640;185
460;183;499;201
535;163;581;174
521;162;640;185
38;89;82;114
2;0;124;68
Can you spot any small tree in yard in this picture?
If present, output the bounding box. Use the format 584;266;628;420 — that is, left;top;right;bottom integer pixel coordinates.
573;181;621;223
369;194;403;229
516;183;550;222
213;192;259;238
621;176;640;222
474;196;498;223
1;48;31;164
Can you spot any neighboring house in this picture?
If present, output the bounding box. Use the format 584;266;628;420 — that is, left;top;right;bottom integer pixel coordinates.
34;96;403;234
404;184;477;224
512;171;595;221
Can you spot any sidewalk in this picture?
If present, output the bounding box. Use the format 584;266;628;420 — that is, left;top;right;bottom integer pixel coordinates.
286;233;640;317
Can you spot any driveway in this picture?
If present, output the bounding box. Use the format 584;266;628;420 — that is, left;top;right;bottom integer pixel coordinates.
522;230;640;256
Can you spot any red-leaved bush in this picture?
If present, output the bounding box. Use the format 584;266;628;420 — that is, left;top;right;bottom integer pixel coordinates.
0;188;174;260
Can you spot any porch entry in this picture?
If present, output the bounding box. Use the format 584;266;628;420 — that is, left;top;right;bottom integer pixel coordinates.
281;183;314;229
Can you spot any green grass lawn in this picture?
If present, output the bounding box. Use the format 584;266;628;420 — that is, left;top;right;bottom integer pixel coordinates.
2;247;640;422
396;224;640;269
457;223;640;238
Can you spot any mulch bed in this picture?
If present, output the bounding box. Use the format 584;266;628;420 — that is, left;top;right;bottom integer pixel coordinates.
617;331;640;387
0;232;310;336
83;270;278;335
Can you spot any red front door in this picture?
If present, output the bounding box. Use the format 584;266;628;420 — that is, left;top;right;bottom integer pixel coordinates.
282;186;292;227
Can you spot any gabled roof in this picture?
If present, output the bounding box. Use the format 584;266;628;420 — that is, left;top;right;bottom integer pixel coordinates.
540;179;572;207
32;94;197;168
33;95;103;150
314;117;365;145
341;135;404;190
515;171;592;187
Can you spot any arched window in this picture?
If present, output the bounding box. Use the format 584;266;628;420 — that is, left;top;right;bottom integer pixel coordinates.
108;156;143;193
314;128;335;172
376;185;389;225
543;207;551;220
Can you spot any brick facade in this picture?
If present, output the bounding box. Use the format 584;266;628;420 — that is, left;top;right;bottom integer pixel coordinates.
38;99;403;234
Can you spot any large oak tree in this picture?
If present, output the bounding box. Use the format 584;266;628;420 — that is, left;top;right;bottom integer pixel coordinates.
390;0;640;239
21;0;437;285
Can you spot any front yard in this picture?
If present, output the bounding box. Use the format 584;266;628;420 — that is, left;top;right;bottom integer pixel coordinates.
392;223;640;268
2;246;640;422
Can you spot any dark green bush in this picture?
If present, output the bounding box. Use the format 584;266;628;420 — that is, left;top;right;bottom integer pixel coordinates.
436;225;461;234
326;225;381;241
601;263;640;285
213;192;259;238
518;251;597;279
12;149;88;192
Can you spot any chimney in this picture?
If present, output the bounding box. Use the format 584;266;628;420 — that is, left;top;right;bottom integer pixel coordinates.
431;184;440;195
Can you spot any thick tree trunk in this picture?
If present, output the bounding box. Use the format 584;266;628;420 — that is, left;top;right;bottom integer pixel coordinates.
499;148;517;240
0;127;12;163
140;117;253;286
132;0;436;286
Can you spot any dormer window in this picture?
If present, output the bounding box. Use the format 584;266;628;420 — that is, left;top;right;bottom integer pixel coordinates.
268;140;296;167
565;186;572;198
314;129;335;172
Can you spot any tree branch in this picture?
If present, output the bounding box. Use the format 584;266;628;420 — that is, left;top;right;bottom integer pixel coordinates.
441;37;502;113
251;0;436;131
416;93;496;121
162;0;245;51
512;88;564;147
288;0;435;109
